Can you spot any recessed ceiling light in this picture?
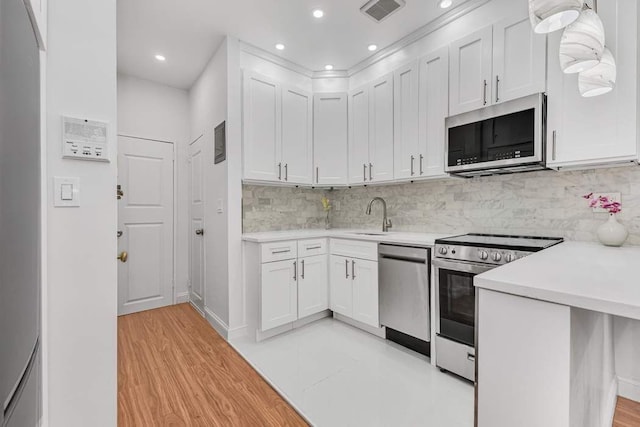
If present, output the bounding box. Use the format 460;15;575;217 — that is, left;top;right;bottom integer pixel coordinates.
154;54;166;61
313;9;324;18
324;64;334;71
275;43;285;50
439;0;453;8
368;44;378;52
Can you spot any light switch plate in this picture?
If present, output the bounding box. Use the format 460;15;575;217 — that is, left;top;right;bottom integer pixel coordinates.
591;192;621;213
54;177;80;207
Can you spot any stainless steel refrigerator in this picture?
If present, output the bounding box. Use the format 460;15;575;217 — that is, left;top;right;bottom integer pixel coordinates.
0;0;42;425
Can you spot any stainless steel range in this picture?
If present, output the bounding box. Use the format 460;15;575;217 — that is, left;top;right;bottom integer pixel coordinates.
432;233;563;381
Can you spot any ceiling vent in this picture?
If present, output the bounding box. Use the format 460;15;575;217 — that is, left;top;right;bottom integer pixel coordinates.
360;0;406;23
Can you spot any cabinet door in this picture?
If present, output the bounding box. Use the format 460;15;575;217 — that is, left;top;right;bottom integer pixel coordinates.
243;71;282;182
369;73;395;182
329;255;352;317
449;26;493;115
352;259;379;328
348;86;369;185
313;93;348;186
394;61;420;180
546;1;638;168
418;47;449;178
261;259;297;331
281;86;313;184
493;15;546;104
298;255;329;318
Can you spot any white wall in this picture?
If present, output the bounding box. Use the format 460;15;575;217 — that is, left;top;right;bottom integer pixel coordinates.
117;73;190;300
189;40;230;329
614;317;640;401
45;0;117;425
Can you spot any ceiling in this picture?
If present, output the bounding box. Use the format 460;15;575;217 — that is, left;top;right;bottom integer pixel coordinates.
117;0;472;89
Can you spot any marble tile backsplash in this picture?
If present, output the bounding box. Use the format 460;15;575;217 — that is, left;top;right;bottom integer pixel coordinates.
243;166;640;245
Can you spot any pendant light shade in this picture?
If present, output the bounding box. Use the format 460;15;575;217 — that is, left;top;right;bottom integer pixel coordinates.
578;47;616;97
559;8;605;74
528;0;582;34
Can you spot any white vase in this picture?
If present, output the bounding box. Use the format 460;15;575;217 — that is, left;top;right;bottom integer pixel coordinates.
596;213;628;247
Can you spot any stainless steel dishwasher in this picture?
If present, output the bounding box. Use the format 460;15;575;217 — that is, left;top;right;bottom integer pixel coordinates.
379;244;431;356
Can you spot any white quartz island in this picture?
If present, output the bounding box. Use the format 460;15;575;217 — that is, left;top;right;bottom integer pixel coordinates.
474;242;640;427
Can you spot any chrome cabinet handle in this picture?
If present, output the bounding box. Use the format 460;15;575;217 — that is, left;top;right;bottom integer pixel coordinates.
284;163;288;181
351;260;355;279
363;164;367;181
301;259;305;279
369;163;373;181
419;154;424;175
552;130;557;161
345;259;349;278
305;245;322;250
278;162;282;180
195;229;204;235
293;261;297;281
271;249;290;254
467;353;475;362
316;166;319;184
410;155;415;176
483;80;487;105
495;75;500;103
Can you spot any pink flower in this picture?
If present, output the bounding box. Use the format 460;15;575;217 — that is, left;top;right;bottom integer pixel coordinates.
583;193;622;214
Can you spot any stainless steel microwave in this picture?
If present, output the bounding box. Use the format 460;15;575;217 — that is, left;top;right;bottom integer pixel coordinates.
445;93;546;177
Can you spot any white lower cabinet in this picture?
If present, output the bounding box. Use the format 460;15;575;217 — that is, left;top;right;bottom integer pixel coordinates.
261;259;298;331
330;255;353;317
298;254;329;319
329;252;379;329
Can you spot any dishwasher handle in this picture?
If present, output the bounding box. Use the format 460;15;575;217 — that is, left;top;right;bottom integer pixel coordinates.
379;244;429;264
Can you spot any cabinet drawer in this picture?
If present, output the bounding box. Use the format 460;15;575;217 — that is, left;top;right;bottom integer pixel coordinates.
261;241;297;263
298;238;327;257
330;239;378;261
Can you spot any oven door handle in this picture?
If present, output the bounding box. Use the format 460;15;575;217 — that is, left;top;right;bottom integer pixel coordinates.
432;258;494;275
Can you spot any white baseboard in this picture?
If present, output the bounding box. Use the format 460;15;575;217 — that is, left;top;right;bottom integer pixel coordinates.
256;310;332;342
175;291;189;304
618;376;640;402
204;307;229;339
228;325;248;340
189;301;204;317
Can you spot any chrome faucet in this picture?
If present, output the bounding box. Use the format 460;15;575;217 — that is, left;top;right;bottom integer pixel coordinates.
366;197;393;232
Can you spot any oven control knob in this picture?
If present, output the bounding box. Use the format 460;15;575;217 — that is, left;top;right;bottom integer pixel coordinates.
478;250;489;260
438;246;448;255
491;252;502;262
505;253;515;263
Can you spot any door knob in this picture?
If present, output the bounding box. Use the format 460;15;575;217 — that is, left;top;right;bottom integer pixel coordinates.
117;251;128;263
195;229;204;236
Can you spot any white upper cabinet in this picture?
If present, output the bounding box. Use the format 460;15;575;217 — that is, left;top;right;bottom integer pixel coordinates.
313;93;348;186
281;86;313;184
348;86;370;185
243;72;281;182
243;71;312;184
450;15;546;115
368;73;395;182
394;60;420;180
418;47;449;178
348;74;394;184
450;26;493;116
493;15;546;104
546;0;638;168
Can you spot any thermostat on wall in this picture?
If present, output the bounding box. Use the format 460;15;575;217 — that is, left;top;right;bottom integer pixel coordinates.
62;116;110;162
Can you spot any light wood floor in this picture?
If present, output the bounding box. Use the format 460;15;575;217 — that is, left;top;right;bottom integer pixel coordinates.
614;396;640;427
118;303;308;426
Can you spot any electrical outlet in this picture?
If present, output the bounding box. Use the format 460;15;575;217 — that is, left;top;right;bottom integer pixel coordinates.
590;192;621;213
334;200;341;211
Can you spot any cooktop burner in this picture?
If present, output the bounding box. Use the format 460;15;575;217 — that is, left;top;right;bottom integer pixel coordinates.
434;233;564;265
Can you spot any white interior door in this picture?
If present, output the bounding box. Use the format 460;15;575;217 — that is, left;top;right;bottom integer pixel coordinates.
189;135;205;314
117;136;174;315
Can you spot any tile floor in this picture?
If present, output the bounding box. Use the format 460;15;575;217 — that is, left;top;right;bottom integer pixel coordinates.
232;318;474;427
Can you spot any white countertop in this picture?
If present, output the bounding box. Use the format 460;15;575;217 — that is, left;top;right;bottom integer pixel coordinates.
475;241;640;320
242;229;450;247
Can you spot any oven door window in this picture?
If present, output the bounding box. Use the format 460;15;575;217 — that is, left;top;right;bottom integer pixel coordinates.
439;268;475;346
